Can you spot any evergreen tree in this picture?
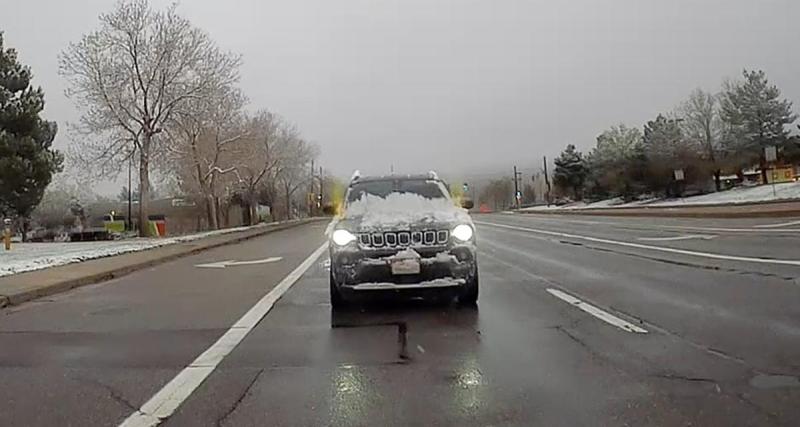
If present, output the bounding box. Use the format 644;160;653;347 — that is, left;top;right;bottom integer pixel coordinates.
642;114;698;196
0;32;63;237
720;70;797;182
586;125;646;200
553;144;587;200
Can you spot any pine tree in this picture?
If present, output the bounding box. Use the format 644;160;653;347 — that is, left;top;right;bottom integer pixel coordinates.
553;144;587;200
720;70;798;182
642;114;698;196
0;32;63;237
585;125;646;200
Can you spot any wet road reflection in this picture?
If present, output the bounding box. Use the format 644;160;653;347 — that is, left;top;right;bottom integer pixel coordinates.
326;300;484;424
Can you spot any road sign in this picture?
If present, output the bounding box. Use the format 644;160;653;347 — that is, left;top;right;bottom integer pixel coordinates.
195;257;282;269
673;169;685;181
765;146;777;162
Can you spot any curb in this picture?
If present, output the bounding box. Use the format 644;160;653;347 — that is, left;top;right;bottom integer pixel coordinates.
0;218;325;308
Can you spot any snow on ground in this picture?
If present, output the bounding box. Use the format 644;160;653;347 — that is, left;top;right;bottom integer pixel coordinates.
649;181;800;206
0;225;256;278
521;181;800;212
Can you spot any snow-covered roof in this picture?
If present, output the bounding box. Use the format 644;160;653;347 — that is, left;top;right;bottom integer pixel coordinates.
349;173;443;183
344;192;467;229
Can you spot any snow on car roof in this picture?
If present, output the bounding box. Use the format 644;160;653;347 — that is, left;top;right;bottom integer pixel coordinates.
350;174;442;184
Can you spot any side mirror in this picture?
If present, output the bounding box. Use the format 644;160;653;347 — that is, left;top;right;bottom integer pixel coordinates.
461;199;475;210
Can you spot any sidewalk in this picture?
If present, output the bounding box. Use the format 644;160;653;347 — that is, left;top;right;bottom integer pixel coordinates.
519;200;800;218
0;218;323;308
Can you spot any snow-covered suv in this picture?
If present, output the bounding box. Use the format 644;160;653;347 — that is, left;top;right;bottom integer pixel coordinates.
328;172;478;308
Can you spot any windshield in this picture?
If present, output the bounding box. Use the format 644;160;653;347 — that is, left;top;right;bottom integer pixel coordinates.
346;179;449;203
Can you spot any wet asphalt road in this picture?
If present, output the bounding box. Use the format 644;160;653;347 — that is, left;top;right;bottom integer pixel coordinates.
2;214;800;426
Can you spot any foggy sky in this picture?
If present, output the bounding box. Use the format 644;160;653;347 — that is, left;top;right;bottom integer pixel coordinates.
3;0;800;192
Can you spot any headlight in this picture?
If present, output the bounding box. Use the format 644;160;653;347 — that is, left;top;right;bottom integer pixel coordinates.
452;224;474;242
332;229;357;246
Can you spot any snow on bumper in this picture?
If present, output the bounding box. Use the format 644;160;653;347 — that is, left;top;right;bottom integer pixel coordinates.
331;245;476;288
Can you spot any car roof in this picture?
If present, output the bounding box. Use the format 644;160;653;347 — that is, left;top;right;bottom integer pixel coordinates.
351;174;441;184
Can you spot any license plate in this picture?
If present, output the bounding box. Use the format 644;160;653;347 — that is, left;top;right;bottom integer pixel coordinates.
391;258;421;275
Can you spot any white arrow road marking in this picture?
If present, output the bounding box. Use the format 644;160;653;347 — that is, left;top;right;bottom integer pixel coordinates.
195;257;282;268
637;234;717;242
753;220;800;229
476;221;800;266
546;288;648;333
120;244;327;427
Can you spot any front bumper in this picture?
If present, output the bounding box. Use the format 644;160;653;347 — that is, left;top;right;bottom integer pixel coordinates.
330;244;476;291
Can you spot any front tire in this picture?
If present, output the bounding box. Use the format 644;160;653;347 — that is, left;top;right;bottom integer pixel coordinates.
458;267;479;306
330;270;346;309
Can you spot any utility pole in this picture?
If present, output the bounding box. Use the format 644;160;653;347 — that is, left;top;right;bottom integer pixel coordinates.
513;166;521;209
318;166;324;209
543;156;551;206
3;218;11;250
309;160;315;216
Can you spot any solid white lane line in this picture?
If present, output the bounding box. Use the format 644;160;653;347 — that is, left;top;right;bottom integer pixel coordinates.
510;214;800;233
637;234;716;241
476;221;800;266
754;220;800;229
546;288;648;334
660;225;800;233
119;243;328;427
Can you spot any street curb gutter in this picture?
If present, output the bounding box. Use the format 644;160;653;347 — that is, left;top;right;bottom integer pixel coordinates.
0;218;325;308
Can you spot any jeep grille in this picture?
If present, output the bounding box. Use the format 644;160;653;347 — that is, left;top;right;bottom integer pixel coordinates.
358;230;449;248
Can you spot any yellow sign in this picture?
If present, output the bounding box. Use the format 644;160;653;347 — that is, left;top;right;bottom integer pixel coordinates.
767;167;795;184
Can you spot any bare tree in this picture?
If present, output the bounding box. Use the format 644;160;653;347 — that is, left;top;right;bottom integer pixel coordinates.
168;86;247;229
479;178;513;211
678;88;724;191
274;133;318;220
59;0;240;236
234;111;283;225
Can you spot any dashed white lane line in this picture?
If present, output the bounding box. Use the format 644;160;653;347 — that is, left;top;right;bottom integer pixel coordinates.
476;221;800;266
637;234;716;242
119;243;328;427
546;288;648;334
753;220;800;229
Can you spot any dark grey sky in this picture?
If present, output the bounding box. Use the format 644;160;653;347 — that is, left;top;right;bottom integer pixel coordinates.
4;0;800;190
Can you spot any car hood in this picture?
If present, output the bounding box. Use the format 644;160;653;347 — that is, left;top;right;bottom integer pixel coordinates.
338;193;472;232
